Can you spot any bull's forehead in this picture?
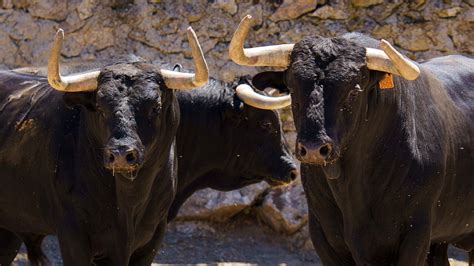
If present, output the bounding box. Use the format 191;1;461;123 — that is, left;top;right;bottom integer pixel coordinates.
97;62;163;101
103;63;143;76
101;62;160;78
288;36;366;88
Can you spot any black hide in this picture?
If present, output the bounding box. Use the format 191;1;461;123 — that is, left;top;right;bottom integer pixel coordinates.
0;61;179;266
168;78;297;220
254;33;474;265
9;63;298;262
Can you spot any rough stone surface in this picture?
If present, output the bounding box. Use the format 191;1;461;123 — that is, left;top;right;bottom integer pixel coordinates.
28;0;68;20
0;1;471;81
270;0;318;22
0;29;17;66
290;224;315;251
437;6;463;18
256;180;308;234
77;0;97;20
176;182;269;222
213;0;238;15
351;0;384;7
395;25;432;52
310;5;349;20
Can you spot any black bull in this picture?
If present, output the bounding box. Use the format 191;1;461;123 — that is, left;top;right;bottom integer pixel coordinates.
252;33;473;265
170;77;297;220
3;63;297;262
0;64;180;265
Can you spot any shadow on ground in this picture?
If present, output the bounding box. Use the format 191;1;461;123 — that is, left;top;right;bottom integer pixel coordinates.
13;214;468;265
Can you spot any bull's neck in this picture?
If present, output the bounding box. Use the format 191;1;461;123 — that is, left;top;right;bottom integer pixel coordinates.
333;68;458;202
347;68;456;165
175;86;230;193
329;69;460;231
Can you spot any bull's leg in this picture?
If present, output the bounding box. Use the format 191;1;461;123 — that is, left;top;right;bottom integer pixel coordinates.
57;218;93;266
0;229;22;265
469;250;473;266
308;212;355;266
301;164;355;266
129;221;167;266
426;243;449;266
20;234;47;266
453;235;474;266
396;214;432;266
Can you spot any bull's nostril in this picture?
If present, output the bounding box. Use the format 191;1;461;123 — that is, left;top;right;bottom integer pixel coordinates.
108;153;115;163
126;152;137;164
290;170;298;180
300;146;307;156
319;145;331;158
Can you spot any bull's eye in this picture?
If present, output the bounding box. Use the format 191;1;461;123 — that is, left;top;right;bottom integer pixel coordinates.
149;102;162;117
259;120;273;133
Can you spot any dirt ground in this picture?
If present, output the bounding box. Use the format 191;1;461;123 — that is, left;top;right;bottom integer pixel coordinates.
13;215;469;266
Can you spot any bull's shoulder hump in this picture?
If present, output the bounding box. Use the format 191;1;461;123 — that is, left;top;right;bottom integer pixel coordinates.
421;55;474;86
422;55;474;73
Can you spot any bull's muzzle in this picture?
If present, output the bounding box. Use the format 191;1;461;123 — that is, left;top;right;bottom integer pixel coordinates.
296;140;337;165
104;145;143;175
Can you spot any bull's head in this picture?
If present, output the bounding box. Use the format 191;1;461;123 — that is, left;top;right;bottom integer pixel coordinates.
229;15;420;178
224;80;297;187
47;28;208;178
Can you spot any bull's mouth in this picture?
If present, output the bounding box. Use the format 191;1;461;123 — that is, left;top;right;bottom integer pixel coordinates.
239;175;265;186
104;165;140;180
264;170;298;187
265;177;293;187
321;160;342;179
237;167;298;188
241;175;290;187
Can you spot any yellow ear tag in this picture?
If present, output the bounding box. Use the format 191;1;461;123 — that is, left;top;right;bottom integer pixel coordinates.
379;73;394;89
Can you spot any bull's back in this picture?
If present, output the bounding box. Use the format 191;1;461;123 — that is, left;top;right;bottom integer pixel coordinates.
0;71;68;232
422;55;474;120
0;71;63;152
419;57;474;241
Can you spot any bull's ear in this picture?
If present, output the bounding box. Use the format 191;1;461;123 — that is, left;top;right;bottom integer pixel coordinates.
63;92;96;111
251;71;288;93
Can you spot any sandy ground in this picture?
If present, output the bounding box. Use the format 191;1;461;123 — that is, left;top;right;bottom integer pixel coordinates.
13;215;469;266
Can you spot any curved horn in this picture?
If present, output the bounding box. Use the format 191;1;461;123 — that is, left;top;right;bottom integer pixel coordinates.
160;27;209;89
366;39;420;80
236;84;291;110
47;29;100;92
229;15;294;67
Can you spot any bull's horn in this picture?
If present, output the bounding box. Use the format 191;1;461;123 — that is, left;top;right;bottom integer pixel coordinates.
47;29;100;92
160;27;208;89
229;15;294;67
236;84;291;110
366;40;420;80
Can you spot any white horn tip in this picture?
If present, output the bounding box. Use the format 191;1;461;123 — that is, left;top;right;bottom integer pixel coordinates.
379;39;392;50
186;27;197;38
244;14;252;20
56;28;64;38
